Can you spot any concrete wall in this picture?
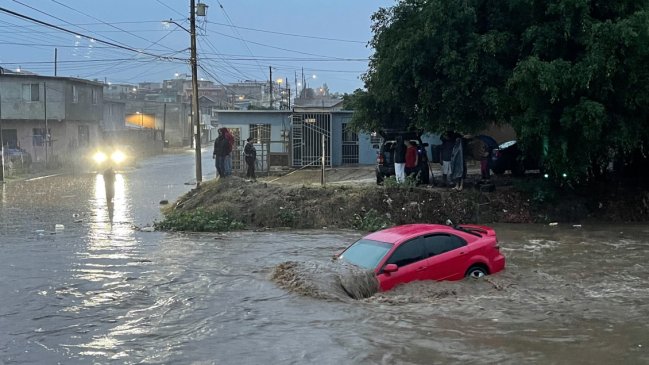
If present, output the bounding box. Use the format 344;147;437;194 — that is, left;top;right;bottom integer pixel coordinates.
102;101;126;131
0;75;104;165
215;111;292;153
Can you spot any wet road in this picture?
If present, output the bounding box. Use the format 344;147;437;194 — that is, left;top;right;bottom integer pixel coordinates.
1;152;648;364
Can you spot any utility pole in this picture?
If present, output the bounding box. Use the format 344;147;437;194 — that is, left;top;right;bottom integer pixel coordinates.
44;81;48;167
0;73;4;183
54;48;57;76
190;0;202;186
269;66;273;109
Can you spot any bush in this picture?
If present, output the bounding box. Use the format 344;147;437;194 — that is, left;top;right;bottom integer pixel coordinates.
155;208;245;232
513;179;559;204
382;174;418;189
352;209;391;232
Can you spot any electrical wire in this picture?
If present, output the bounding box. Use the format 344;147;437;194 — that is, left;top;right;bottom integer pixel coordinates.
214;0;265;76
49;0;180;52
0;5;184;61
205;20;366;44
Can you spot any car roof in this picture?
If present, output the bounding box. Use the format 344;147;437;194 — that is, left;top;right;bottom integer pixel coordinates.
365;224;453;244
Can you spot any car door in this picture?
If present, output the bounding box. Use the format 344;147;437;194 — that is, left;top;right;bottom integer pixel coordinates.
421;234;469;281
376;237;426;291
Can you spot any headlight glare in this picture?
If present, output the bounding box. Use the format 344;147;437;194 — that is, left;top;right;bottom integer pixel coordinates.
111;150;126;163
93;151;107;163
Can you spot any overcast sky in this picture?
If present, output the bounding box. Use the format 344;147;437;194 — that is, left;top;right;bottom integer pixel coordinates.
0;0;394;93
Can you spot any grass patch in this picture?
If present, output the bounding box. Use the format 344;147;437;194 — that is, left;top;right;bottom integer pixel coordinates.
353;208;391;232
382;175;418;188
155;208;245;232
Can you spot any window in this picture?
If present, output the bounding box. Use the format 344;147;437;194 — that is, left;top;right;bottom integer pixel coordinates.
22;83;39;102
32;128;49;146
340;239;392;270
249;123;271;144
422;234;467;257
386;238;425;267
72;85;79;103
91;89;98;105
2;129;18;148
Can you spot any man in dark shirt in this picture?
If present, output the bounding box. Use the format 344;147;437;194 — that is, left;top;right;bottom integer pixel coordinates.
212;128;229;178
244;137;257;181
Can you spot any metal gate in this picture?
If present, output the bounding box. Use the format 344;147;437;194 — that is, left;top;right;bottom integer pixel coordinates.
341;122;359;164
291;112;331;167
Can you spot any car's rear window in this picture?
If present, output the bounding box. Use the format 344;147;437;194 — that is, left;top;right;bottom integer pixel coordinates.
340;239;393;270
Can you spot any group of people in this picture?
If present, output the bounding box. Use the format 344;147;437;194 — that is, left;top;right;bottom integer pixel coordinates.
438;131;491;191
392;135;426;183
212;127;257;181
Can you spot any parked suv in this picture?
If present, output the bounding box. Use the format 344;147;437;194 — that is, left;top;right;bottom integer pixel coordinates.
490;140;540;176
375;129;430;185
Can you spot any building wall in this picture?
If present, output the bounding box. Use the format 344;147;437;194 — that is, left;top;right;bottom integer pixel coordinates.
216;110;380;167
0;75;103;165
102;101;126;131
65;81;103;123
216;111;292;153
0;77;66;121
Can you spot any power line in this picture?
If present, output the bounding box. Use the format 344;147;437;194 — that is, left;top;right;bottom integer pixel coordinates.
155;0;186;18
0;5;184;61
205;20;366;44
207;29;349;60
49;0;178;52
214;0;265;76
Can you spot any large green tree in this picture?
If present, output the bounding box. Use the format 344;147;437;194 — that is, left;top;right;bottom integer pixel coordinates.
353;0;649;182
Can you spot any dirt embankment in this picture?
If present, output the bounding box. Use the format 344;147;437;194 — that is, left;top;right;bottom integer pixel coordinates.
166;175;649;229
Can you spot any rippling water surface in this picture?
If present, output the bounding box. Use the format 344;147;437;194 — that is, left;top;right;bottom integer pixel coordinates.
1;154;648;364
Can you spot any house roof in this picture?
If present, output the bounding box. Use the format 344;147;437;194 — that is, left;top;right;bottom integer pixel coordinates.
293;97;344;109
0;72;104;87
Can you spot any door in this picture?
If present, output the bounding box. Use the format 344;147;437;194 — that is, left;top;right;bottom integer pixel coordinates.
376;237;427;291
421;234;468;281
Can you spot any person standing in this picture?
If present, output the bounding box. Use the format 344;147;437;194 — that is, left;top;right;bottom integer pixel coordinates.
440;131;455;186
212;128;229;178
222;128;235;176
244;137;257;181
404;140;419;180
450;136;465;191
394;135;406;183
103;166;116;203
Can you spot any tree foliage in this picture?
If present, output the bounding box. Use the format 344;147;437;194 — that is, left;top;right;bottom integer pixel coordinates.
353;0;649;183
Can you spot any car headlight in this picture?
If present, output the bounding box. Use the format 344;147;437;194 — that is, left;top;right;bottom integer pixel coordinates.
111;150;126;163
93;151;108;163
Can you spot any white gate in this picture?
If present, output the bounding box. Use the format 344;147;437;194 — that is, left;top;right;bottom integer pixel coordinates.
291;112;331;167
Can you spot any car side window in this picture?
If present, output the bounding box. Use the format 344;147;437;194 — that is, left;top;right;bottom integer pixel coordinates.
422;234;467;257
385;238;425;267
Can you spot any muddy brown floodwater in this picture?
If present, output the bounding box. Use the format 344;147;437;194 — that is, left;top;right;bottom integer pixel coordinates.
1;154;648;364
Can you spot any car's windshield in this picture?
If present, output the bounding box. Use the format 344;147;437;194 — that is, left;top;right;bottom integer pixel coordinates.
340;239;393;270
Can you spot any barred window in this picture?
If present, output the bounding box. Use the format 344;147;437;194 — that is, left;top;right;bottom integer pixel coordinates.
249;123;271;144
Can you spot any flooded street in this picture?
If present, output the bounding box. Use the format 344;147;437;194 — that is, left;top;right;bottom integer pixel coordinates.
1;152;648;364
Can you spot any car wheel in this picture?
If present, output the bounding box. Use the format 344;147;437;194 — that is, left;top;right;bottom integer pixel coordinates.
465;265;488;278
491;167;505;175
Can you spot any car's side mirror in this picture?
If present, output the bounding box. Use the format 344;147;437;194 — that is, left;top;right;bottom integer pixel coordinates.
383;264;398;273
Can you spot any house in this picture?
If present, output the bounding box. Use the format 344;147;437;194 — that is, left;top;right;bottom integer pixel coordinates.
0;73;103;166
213;107;379;172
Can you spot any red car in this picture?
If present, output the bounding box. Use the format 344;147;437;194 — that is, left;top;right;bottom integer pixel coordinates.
338;224;505;291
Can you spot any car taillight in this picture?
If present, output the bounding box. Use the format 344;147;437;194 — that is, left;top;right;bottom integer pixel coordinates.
377;154;384;164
